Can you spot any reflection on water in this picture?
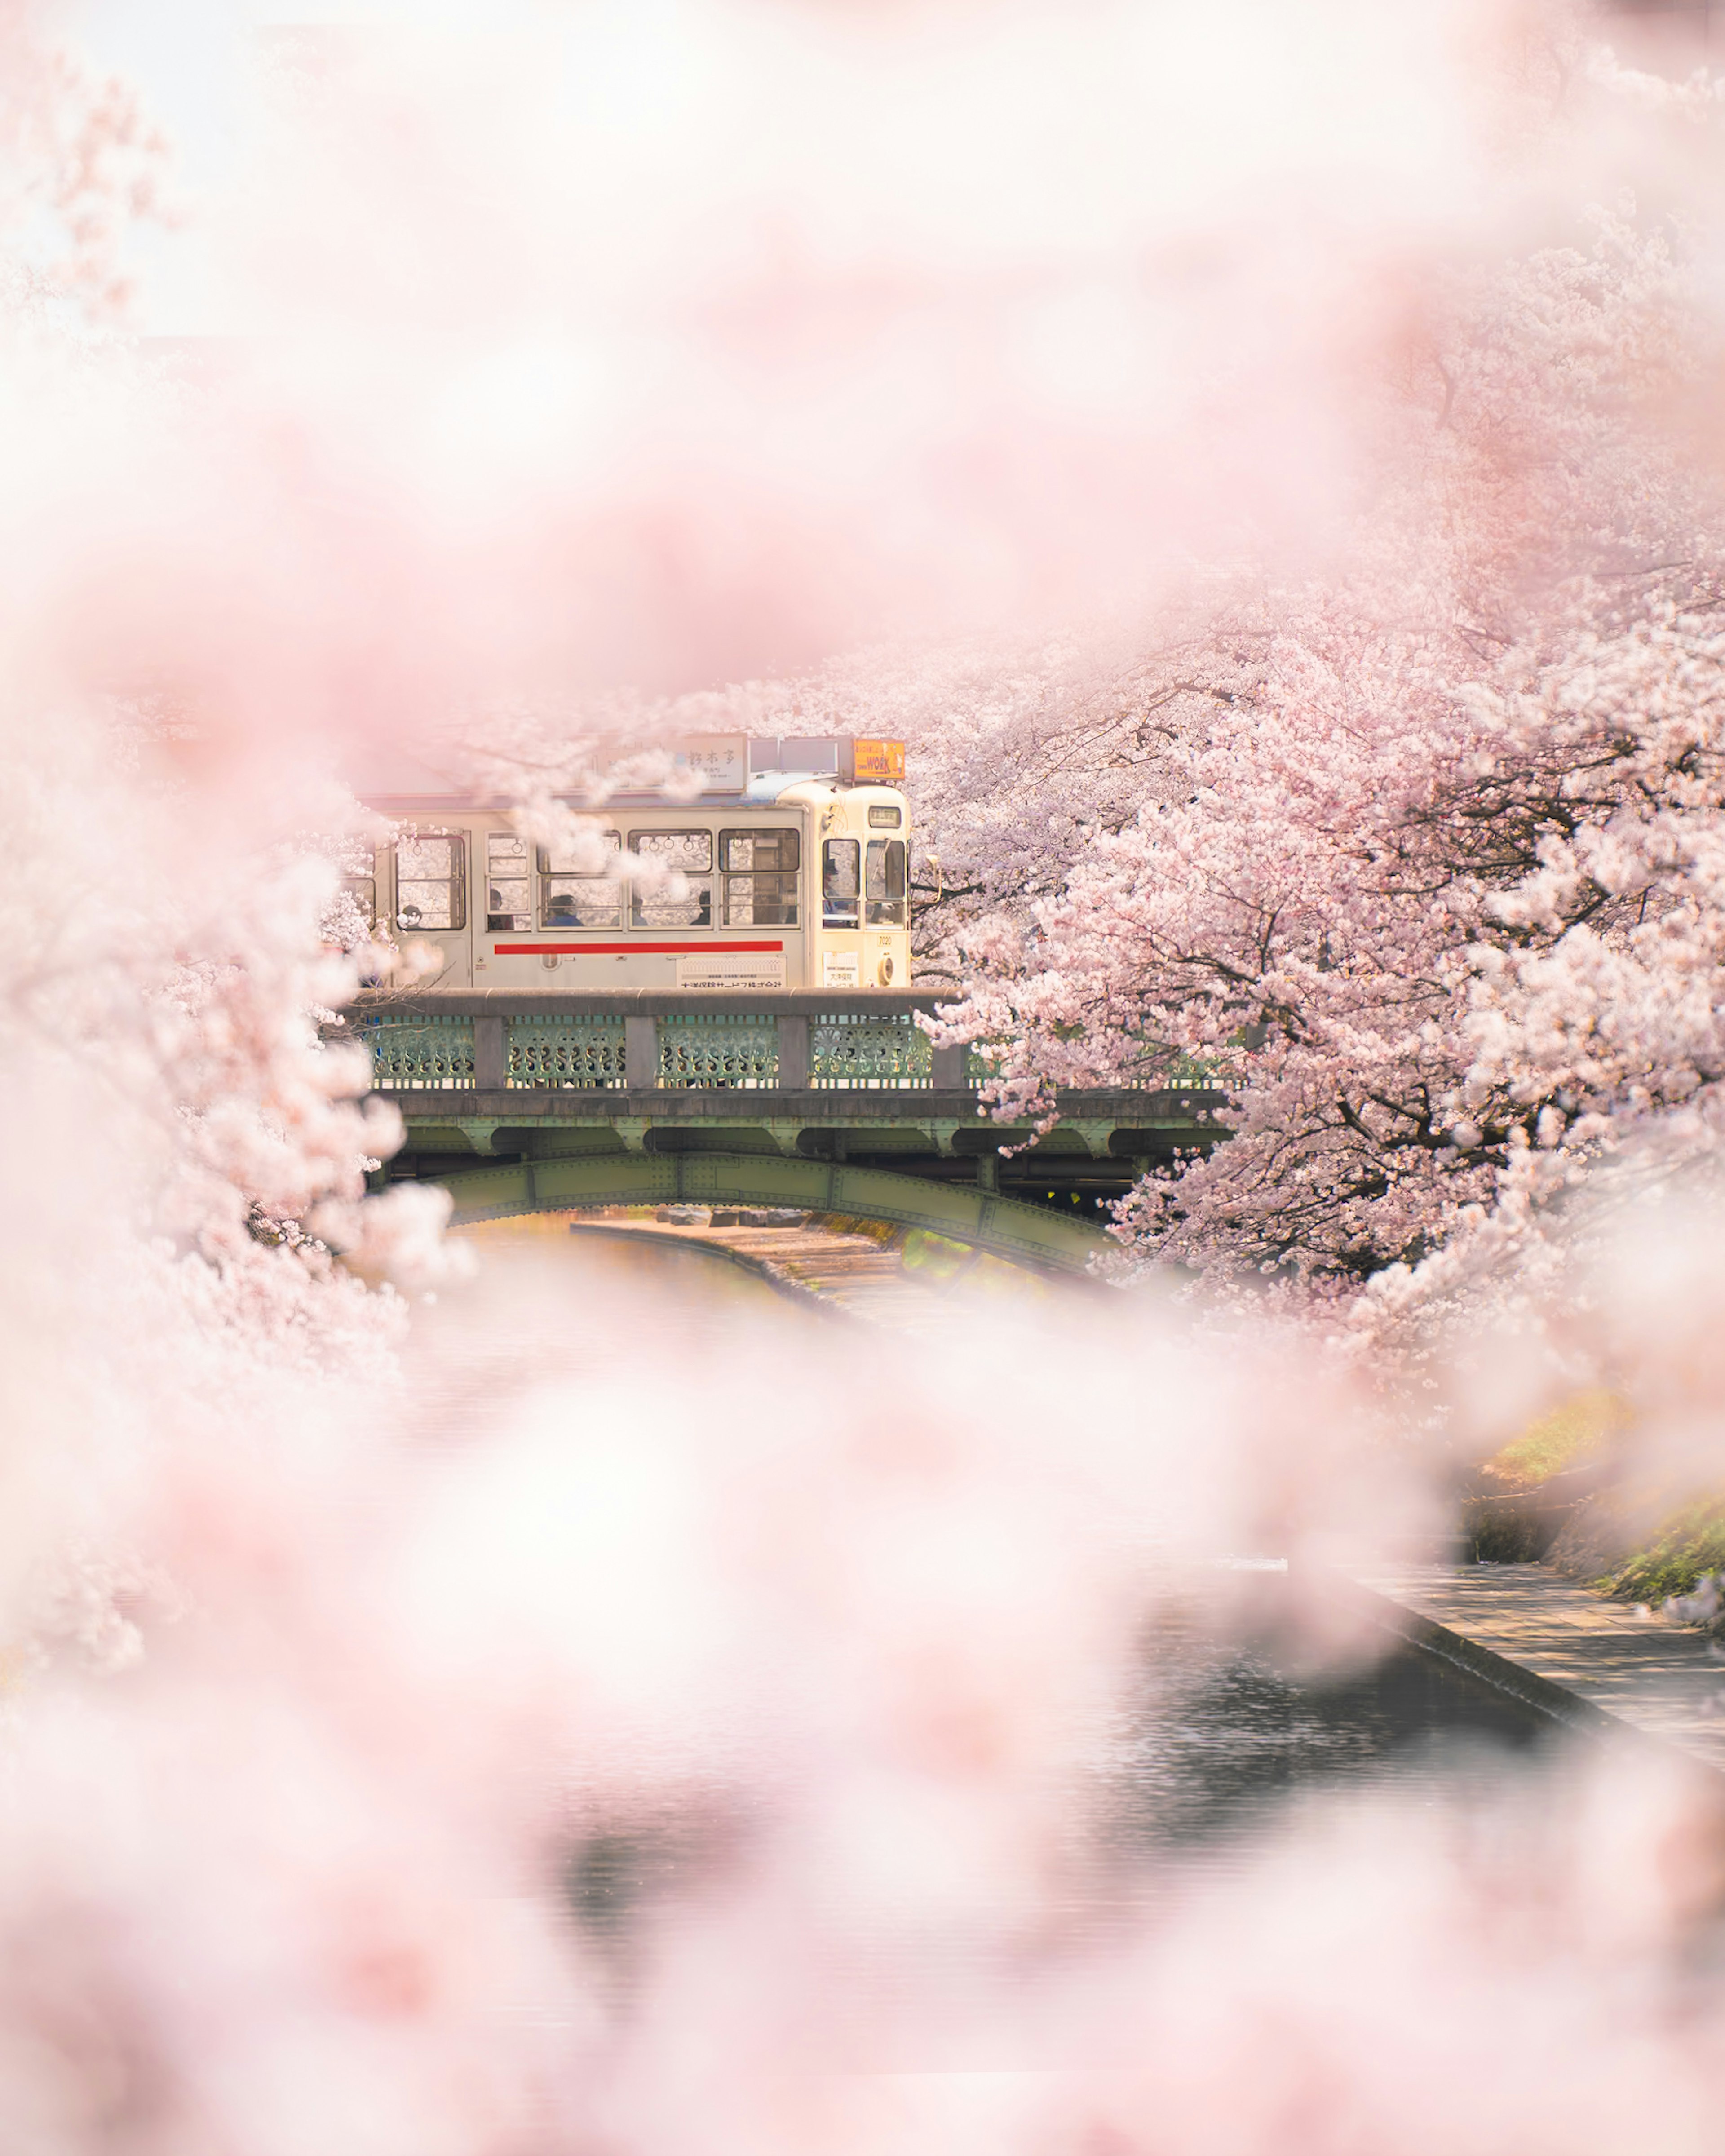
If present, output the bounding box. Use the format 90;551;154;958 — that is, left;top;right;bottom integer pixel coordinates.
1099;1590;1542;1858
455;1230;1561;2039
1050;1586;1555;1962
555;1581;1559;2015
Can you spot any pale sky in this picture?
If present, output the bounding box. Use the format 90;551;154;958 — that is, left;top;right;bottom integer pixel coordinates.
68;0;568;333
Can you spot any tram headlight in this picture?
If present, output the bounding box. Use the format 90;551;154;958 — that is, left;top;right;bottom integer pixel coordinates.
878;952;894;985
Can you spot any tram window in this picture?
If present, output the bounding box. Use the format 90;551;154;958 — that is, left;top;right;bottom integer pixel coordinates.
631;829;711;873
823;837;860;928
486;832;533;932
721;828;799;926
628;829;713;930
865;838;907;927
540;830;623;929
541;828;621;875
395;833;465;932
544;881;624;928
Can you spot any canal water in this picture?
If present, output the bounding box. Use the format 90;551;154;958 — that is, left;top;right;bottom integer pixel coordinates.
1067;1582;1551;1957
556;1578;1562;2052
459;1225;1566;2018
1101;1587;1542;1852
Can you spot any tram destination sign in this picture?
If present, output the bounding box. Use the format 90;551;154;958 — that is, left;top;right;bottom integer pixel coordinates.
671;735;748;794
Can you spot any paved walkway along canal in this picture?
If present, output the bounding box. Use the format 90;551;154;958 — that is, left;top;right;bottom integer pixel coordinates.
1360;1563;1725;1772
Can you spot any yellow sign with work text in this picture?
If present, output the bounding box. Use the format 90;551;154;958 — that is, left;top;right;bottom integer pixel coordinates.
852;739;906;784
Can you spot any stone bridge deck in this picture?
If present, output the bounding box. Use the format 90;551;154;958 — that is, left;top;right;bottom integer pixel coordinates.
345;991;1226;1273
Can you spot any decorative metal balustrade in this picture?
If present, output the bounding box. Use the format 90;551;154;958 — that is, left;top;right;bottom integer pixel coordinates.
810;1011;933;1089
657;1012;779;1089
961;1040;1214;1091
361;1014;477;1089
1116;1051;1216;1089
351;995;1225;1268
508;1013;628;1089
354;999;1226;1098
963;1040;1005;1088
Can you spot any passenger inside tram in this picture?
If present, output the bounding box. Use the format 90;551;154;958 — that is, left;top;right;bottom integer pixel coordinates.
823;837;859;927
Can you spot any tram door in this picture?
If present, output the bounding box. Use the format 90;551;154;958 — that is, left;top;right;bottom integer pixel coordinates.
390;826;474;987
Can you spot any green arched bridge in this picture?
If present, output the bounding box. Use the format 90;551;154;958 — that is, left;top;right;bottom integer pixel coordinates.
347;991;1223;1276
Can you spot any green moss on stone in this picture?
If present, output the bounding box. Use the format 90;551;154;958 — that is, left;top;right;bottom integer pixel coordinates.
1485;1391;1619;1489
1593;1495;1725;1606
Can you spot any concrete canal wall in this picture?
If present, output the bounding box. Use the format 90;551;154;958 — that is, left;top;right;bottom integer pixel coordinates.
1352;1563;1725;1774
454;1205;1064;1330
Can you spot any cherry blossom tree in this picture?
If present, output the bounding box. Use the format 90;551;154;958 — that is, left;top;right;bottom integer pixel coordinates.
11;7;1725;2149
920;207;1725;1300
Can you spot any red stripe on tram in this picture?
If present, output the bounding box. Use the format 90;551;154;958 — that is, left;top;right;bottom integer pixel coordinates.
493;940;786;956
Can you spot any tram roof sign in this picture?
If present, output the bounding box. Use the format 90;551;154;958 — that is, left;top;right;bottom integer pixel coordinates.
345;733;907;806
743;736;906;787
671;735;748;794
665;736;907;794
852;739;906;784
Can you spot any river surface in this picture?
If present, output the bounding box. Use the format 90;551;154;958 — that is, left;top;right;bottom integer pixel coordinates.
459;1225;1566;2032
553;1583;1561;2059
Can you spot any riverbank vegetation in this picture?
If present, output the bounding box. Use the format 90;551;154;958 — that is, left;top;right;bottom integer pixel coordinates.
1584;1496;1725;1609
1452;1392;1725;1611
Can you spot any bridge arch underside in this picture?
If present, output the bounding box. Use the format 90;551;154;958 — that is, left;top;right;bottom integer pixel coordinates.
428;1151;1112;1273
376;1092;1221;1278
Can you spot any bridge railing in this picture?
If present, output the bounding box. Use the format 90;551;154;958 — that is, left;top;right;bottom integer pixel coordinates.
345;992;1215;1094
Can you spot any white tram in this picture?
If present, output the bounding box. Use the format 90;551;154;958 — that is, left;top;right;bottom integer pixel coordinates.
354;735;912;992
